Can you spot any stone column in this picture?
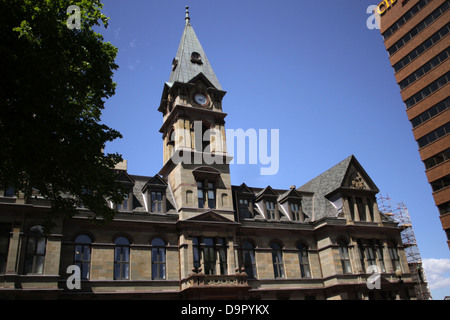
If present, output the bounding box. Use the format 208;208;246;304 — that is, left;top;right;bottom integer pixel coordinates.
352;196;360;221
6;225;21;275
343;197;353;223
363;197;372;222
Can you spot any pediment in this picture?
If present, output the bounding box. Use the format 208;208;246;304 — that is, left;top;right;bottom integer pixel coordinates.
116;170;135;186
237;183;254;195
255;186;278;201
342;160;378;192
188;73;218;91
183;211;237;224
142;174;167;192
278;188;302;203
147;174;167;186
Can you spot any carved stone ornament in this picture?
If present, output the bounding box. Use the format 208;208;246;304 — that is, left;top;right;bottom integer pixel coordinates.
350;172;366;189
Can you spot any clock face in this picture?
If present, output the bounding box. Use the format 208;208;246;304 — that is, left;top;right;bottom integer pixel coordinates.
194;93;207;105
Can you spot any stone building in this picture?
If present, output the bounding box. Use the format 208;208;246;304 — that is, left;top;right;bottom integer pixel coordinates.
0;8;416;300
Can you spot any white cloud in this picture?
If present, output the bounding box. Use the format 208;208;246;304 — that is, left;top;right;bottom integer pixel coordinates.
422;258;450;290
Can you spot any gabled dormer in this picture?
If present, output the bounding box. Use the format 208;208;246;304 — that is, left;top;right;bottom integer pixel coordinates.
142;175;167;213
234;183;255;220
114;169;135;211
298;155;383;224
254;186;282;221
278;187;305;222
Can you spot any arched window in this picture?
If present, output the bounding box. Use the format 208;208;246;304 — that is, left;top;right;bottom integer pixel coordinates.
241;241;257;279
24;225;46;274
270;241;284;279
114;236;130;280
74;234;92;280
338;239;352;274
151;238;166;280
297;242;311;278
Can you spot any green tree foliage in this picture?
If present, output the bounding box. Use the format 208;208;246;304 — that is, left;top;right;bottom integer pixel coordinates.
0;0;125;229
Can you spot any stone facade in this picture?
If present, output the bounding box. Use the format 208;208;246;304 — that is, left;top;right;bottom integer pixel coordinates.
0;7;417;300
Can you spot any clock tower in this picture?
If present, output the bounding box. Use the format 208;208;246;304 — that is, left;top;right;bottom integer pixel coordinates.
157;7;234;222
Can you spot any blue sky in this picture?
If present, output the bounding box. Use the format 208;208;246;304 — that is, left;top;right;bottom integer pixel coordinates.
98;0;449;299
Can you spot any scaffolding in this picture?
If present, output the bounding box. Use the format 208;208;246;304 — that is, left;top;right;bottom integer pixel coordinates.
377;193;432;300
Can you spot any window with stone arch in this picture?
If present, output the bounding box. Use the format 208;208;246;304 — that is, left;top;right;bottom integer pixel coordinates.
241;240;257;279
296;241;311;278
24;225;46;274
114;236;130;280
337;238;352;274
74;234;92;280
269;241;285;279
151;237;166;280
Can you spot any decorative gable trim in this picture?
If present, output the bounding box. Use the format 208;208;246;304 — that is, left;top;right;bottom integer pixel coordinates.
254;185;278;202
179;210;238;225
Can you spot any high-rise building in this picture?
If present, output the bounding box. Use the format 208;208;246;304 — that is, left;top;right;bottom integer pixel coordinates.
0;7;419;300
378;0;450;249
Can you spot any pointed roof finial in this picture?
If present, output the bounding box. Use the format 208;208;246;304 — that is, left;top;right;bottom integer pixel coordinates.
185;6;190;25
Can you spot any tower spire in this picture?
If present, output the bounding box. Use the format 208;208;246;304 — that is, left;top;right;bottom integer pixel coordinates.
185;6;190;25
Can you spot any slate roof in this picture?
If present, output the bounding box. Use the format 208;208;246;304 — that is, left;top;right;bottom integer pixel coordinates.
168;20;222;90
128;174;177;214
297;156;354;220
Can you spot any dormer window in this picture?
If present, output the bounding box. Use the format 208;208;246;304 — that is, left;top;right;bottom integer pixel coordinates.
190;51;202;64
116;191;131;211
266;200;277;220
142;175;168;213
239;198;252;218
151;191;164;213
290;203;302;221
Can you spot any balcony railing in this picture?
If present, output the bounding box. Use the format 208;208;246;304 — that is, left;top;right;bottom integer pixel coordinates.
181;268;249;291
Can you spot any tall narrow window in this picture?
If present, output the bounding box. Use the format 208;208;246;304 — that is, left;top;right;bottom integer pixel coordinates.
193;237;201;271
242;241;257;279
365;242;377;269
114;236;130;280
217;238;227;275
74;234;92;280
151;191;163;212
116;193;129;211
207;183;215;209
24;225;46;274
358;240;366;272
376;241;386;273
239;198;251;218
0;224;11;274
203;238;216;275
297;242;311;278
291;203;301;221
270;241;285;279
338;239;352;274
266;201;277;220
197;181;215;209
197;182;205;208
388;242;401;272
151;238;166;280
